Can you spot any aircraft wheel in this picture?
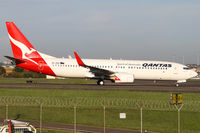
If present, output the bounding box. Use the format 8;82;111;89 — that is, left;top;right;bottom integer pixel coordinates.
176;83;179;87
97;80;104;85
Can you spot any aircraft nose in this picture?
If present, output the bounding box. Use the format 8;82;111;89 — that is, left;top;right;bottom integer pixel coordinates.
191;71;198;78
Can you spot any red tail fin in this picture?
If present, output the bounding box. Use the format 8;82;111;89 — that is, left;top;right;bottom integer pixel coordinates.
6;22;38;59
5;22;56;76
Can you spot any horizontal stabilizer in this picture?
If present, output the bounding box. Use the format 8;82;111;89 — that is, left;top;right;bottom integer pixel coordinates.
4;56;26;64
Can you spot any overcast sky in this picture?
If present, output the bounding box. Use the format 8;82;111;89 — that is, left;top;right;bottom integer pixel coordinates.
0;0;200;64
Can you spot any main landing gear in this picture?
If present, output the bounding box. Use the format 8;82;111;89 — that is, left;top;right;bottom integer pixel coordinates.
175;80;186;87
97;80;104;85
176;83;179;87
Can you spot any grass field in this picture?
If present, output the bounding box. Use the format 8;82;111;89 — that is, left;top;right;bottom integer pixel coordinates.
0;79;199;133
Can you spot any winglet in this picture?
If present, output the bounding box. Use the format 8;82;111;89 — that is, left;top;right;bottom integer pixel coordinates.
74;52;86;66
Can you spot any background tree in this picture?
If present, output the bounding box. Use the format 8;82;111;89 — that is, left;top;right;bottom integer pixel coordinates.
14;66;24;72
7;66;45;78
0;66;6;77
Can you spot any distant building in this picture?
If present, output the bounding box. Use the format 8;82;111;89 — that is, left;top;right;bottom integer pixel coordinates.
0;61;15;74
46;75;56;79
46;75;65;79
2;66;14;74
187;64;200;74
196;68;200;73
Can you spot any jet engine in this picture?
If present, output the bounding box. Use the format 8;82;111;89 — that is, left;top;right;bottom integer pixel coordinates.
112;72;134;83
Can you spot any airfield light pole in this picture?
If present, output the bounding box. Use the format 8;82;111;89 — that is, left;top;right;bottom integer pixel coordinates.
140;107;143;133
171;93;183;133
74;105;77;133
103;106;106;133
40;104;43;133
137;104;145;133
175;104;184;133
6;104;8;120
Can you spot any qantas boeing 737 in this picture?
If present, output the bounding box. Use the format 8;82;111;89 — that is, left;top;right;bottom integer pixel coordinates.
5;22;198;86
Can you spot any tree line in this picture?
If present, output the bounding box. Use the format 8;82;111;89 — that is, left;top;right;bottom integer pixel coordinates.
0;66;45;78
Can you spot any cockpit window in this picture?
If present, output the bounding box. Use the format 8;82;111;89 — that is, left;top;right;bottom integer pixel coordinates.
183;67;190;70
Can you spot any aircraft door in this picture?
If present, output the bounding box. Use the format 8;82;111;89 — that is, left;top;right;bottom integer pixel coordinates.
173;66;178;75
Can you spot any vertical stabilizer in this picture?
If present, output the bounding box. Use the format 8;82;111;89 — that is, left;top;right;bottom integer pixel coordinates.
5;22;56;76
6;22;38;59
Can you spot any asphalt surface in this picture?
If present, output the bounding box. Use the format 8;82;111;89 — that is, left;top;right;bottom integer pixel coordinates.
0;118;157;133
0;80;199;93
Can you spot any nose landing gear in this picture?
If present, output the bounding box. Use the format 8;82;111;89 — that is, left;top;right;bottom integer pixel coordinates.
176;83;179;87
97;80;104;85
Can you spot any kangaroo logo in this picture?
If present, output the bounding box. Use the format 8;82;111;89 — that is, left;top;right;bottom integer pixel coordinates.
9;34;38;65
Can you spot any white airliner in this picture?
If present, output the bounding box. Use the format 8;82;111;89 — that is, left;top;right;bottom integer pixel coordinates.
5;22;198;86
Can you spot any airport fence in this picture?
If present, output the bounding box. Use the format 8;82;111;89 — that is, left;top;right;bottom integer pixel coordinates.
0;96;199;133
0;96;200;112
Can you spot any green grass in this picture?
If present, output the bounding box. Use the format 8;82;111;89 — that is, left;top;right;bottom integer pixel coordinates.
0;89;199;112
188;79;200;82
0;87;199;132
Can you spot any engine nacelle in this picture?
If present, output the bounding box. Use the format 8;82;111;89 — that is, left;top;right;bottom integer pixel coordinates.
113;72;134;83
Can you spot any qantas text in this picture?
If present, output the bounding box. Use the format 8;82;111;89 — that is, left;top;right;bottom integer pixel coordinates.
142;63;172;67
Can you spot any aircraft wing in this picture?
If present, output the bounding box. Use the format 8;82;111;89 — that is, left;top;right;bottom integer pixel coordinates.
74;52;114;77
